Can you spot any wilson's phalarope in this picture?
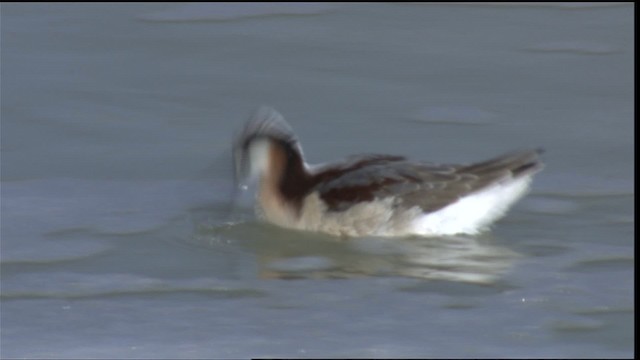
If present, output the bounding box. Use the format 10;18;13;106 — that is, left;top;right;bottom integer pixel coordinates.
233;106;543;237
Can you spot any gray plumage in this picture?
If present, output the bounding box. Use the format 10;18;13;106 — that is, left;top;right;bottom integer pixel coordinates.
314;150;543;213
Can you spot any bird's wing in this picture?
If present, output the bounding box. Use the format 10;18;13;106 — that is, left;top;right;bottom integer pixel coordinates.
314;149;543;213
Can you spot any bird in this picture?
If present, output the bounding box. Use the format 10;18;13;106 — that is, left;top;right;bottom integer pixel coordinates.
232;106;543;238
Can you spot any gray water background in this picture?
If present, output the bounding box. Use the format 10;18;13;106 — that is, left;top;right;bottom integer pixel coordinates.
0;3;634;358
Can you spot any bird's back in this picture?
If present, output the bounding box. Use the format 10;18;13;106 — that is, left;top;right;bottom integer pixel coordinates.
313;149;543;215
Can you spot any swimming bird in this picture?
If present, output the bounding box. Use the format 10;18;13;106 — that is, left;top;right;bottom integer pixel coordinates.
232;106;543;237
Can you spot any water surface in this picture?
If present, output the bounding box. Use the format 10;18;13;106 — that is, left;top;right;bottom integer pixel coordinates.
1;3;633;358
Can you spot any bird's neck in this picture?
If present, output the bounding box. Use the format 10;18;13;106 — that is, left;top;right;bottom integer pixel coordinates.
258;140;313;220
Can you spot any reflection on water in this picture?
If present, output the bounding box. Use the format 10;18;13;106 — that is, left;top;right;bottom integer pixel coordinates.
375;235;519;284
192;218;519;284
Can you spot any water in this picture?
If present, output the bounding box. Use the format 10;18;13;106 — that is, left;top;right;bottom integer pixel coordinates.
1;3;633;358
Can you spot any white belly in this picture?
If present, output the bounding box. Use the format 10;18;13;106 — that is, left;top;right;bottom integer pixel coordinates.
409;175;533;236
259;175;534;238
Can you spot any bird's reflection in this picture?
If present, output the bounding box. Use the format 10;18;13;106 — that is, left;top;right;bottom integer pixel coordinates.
193;218;519;284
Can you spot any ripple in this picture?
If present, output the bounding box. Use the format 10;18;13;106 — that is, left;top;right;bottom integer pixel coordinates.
574;306;635;316
409;105;495;125
1;179;217;262
521;197;580;215
444;2;629;9
534;173;633;198
139;3;338;22
1;272;266;300
267;256;336;272
0;237;112;264
519;243;572;257
524;41;621;55
552;318;604;332
565;257;634;273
